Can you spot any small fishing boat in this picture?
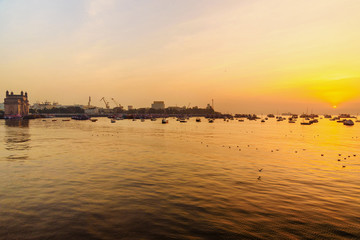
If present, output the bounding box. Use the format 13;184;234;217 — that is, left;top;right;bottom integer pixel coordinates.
208;119;214;123
72;115;90;120
111;119;116;123
343;120;354;126
196;118;201;122
162;118;168;124
90;119;98;122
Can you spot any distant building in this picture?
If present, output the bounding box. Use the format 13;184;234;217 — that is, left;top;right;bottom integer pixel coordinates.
167;106;182;111
151;101;165;110
4;91;29;116
84;107;100;115
128;105;133;110
206;104;213;110
0;103;4;111
31;101;60;110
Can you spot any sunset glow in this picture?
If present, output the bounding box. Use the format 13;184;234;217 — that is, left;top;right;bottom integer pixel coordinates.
1;0;360;113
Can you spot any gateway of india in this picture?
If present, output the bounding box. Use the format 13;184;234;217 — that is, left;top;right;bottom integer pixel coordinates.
4;90;30;116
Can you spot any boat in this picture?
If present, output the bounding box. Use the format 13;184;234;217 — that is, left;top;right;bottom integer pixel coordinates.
301;121;312;125
208;119;214;123
90;119;98;122
72;115;90;120
111;119;116;123
196;118;201;122
151;118;157;121
261;119;265;123
309;119;318;124
343;120;354;126
141;118;145;122
238;119;244;122
62;119;70;122
178;118;187;123
162;118;168;124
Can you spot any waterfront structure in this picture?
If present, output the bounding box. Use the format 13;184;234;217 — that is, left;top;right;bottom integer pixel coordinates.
4;91;30;116
84;107;100;115
128;105;133;110
151;101;165;110
31;101;60;110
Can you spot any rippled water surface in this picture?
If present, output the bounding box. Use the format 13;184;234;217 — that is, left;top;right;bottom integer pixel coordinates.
0;117;359;239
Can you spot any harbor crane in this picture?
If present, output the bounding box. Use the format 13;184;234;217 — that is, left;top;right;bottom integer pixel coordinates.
111;98;123;109
88;96;91;107
100;97;110;109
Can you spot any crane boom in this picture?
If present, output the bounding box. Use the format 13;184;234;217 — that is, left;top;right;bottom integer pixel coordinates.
111;98;121;108
100;97;110;109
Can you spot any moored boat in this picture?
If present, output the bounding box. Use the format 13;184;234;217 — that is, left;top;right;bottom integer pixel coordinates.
72;115;90;120
343;120;354;126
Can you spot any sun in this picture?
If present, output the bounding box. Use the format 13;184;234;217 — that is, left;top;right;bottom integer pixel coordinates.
333;105;337;108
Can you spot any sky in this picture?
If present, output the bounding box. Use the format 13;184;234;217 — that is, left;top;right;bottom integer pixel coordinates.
1;0;360;114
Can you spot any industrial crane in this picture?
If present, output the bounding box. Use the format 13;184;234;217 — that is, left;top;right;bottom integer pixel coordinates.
100;97;110;109
111;98;122;109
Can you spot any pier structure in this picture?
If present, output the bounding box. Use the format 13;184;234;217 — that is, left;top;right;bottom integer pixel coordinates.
4;91;29;117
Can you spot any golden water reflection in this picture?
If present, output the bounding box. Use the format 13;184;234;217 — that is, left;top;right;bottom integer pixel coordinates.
4;119;31;160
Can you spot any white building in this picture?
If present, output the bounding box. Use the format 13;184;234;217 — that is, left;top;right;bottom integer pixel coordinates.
84;107;100;115
151;101;165;110
31;101;60;110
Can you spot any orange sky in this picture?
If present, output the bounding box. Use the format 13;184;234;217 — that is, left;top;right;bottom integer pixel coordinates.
1;0;360;113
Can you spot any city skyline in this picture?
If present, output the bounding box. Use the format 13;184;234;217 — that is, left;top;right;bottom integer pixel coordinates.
1;0;360;113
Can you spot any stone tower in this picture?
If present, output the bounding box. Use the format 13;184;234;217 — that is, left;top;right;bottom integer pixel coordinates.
4;91;30;117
